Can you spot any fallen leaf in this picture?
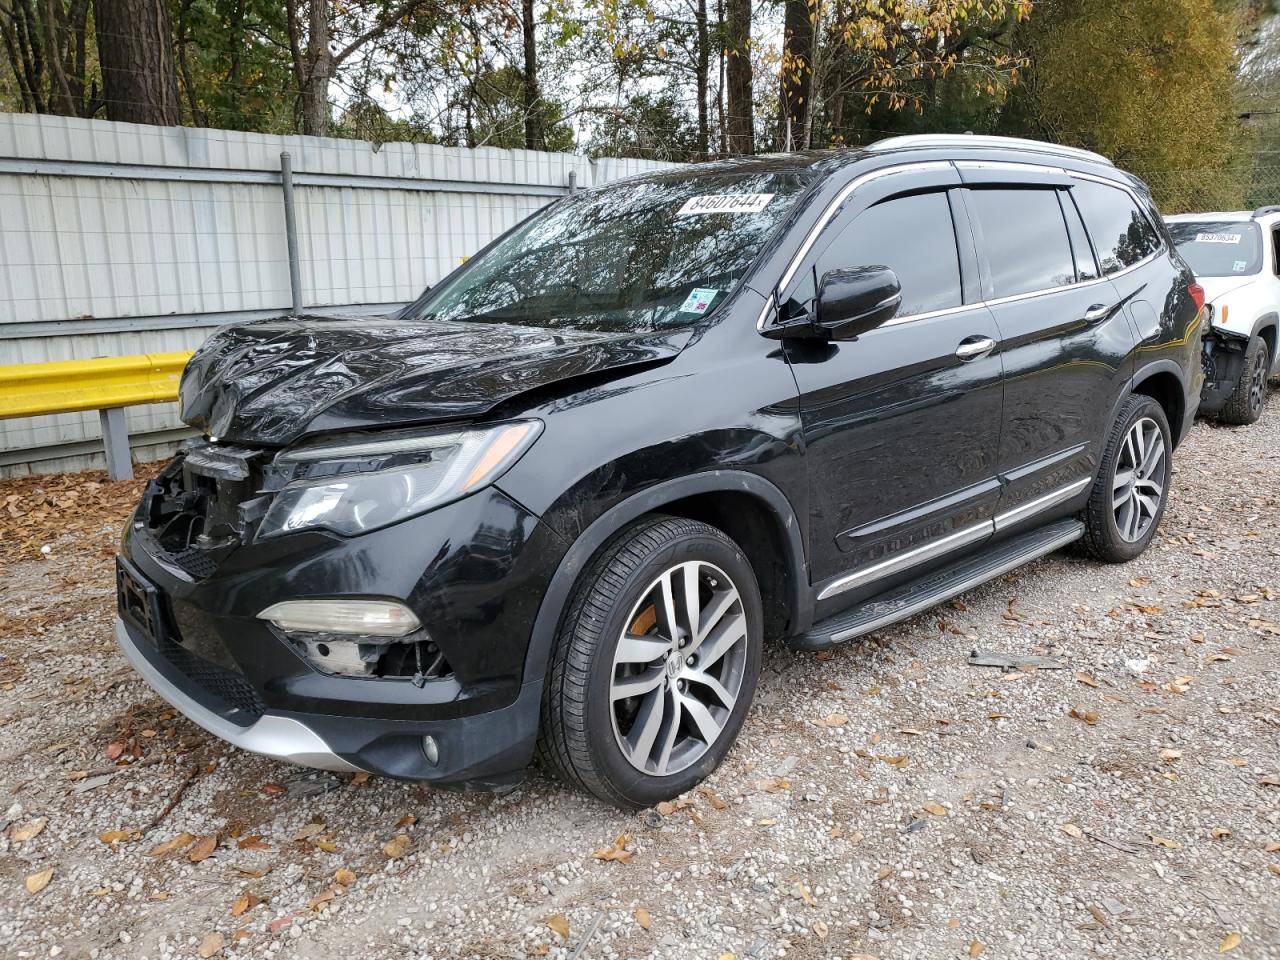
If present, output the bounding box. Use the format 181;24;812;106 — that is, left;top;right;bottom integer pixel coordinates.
898;727;925;736
104;742;125;760
819;712;848;727
310;839;339;853
291;823;325;841
231;891;263;917
334;868;356;886
813;920;829;939
1149;834;1181;849
697;787;727;810
633;906;651;930
1211;827;1231;840
260;783;284;795
969;940;986;957
350;772;370;785
1264;841;1280;854
236;835;270;850
8;817;47;842
1074;672;1101;688
1218;932;1241;953
1060;823;1084;839
1160;748;1182;762
1069;706;1099;725
877;754;908;769
760;776;791;793
1260;775;1280;787
395;814;417;828
189;835;218;862
382;834;410;859
308;887;338;912
757;817;777;826
593;833;634;863
545;914;570;939
921;803;947;817
25;868;53;894
198;931;224;958
149;832;196;857
267;912;304;933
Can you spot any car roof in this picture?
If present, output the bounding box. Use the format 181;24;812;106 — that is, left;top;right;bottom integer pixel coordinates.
618;135;1125;188
1166;207;1280;223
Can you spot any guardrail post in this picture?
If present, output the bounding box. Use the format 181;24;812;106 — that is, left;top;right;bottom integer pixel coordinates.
99;407;133;480
280;151;303;316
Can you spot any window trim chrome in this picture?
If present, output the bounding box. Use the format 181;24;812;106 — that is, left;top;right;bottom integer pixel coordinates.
758;157;1165;335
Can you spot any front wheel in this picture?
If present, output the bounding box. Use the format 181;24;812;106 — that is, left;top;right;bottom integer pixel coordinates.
1218;334;1269;426
536;515;762;809
1080;395;1172;563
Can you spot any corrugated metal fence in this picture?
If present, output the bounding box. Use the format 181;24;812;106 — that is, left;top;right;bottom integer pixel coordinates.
0;113;675;475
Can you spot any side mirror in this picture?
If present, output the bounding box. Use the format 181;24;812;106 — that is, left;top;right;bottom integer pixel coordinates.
813;267;901;340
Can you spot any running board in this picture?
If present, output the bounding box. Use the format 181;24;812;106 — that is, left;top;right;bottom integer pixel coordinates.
791;518;1085;651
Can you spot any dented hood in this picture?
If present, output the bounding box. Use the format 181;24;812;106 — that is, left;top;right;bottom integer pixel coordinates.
180;313;692;445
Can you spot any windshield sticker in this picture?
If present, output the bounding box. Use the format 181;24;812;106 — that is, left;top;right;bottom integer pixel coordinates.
679;288;721;314
1233;260;1248;272
1194;232;1243;244
677;193;774;216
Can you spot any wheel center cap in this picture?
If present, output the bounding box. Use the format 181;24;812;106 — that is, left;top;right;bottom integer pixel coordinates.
664;655;682;680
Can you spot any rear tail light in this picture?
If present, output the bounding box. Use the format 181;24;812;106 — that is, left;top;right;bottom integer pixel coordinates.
1188;283;1205;311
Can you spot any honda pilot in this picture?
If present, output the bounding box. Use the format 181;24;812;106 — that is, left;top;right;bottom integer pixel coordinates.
116;135;1205;809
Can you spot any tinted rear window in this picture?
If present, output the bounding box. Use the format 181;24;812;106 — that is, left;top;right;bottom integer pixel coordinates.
1072;181;1161;274
966;188;1076;297
1166;220;1263;277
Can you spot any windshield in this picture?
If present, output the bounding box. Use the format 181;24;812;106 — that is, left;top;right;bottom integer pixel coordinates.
1167;220;1263;277
407;171;812;332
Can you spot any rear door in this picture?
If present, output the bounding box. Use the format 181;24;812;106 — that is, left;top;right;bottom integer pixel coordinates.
780;165;1005;607
959;169;1137;532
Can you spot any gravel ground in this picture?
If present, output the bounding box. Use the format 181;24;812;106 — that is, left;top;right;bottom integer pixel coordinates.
0;409;1278;960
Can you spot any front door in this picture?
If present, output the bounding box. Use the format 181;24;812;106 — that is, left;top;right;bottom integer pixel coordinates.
780;169;1005;609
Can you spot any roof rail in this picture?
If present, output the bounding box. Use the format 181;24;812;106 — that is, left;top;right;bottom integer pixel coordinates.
1253;204;1280;218
866;134;1114;167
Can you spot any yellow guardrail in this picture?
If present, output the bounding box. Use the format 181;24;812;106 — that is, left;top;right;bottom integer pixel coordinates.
0;352;193;419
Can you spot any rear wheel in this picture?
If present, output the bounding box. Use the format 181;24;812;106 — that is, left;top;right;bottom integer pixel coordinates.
1080;395;1171;563
1219;334;1269;426
536;515;762;809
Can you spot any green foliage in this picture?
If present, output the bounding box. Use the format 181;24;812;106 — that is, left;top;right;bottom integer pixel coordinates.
586;91;700;160
1002;0;1247;211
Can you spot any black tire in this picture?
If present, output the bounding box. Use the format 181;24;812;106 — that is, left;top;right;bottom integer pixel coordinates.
1218;335;1269;426
536;515;763;810
1080;394;1172;563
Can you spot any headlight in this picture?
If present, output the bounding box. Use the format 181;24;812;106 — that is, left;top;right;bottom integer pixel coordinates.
257;420;541;539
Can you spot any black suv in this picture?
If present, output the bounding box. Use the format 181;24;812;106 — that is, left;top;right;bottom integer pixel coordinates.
116;135;1204;809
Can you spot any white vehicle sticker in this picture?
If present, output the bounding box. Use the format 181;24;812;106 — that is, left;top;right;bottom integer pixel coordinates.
678;288;721;314
1194;232;1243;244
1233;260;1248;272
677;193;774;216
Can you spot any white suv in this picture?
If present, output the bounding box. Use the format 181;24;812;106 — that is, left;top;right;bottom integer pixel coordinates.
1166;206;1280;424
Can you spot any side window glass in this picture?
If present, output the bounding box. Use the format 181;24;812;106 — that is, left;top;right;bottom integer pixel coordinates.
1060;192;1099;281
1072;180;1161;274
966;187;1075;298
814;191;962;318
1273;226;1279;276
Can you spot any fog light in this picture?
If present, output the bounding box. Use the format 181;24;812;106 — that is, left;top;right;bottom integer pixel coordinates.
422;735;440;766
257;599;420;637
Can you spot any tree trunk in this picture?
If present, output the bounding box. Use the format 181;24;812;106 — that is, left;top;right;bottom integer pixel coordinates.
724;0;753;154
695;0;709;157
716;0;726;154
94;0;181;125
521;0;545;150
300;0;333;136
777;0;814;150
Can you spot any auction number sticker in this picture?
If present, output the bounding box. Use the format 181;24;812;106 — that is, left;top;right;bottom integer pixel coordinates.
677;193;774;216
1194;232;1243;244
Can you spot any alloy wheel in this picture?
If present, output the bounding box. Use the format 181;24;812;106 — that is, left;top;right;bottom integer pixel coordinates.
609;560;748;776
1249;349;1268;416
1112;416;1166;543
